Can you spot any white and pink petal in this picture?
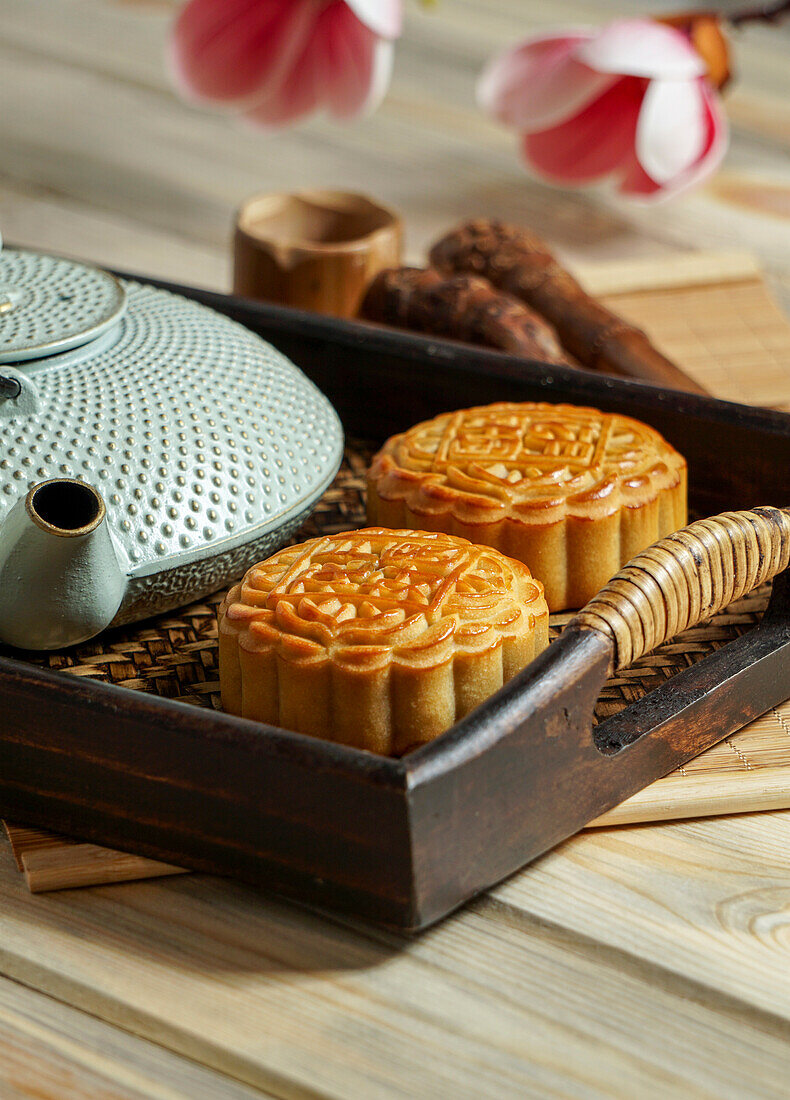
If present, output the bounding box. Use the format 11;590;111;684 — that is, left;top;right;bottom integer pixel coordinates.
478;31;618;131
522;77;644;183
171;0;316;105
344;0;402;39
576;19;705;80
634;77;709;184
620;79;728;199
321;4;393;118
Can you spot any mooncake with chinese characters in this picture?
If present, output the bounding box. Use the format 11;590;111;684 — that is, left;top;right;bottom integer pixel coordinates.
367;402;687;610
219;528;549;754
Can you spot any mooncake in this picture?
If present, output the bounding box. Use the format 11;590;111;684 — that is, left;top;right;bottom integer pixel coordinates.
367;402;687;611
218;528;549;755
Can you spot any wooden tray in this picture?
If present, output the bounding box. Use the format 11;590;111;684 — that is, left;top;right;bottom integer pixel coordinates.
2;264;790;928
7;250;790;895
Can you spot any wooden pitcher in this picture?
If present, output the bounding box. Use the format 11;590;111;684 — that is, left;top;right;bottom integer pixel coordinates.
233;189;402;318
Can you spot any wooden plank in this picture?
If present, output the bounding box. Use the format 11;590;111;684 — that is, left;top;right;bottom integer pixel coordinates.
493;808;790;1022
575;251;763;297
1;837;790;1099
8;697;790;888
0;178;227;290
590;708;790;826
5;824;186;892
0;973;270;1099
590;764;790;827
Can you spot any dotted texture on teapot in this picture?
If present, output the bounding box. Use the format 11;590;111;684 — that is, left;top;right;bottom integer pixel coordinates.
0;280;344;574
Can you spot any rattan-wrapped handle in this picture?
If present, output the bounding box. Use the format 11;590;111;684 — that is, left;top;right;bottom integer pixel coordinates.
572;507;790;670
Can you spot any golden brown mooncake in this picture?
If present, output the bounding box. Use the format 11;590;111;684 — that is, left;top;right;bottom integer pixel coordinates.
367;402;687;611
218;528;549;755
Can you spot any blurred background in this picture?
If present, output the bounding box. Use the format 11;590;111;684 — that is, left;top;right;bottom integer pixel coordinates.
0;0;787;304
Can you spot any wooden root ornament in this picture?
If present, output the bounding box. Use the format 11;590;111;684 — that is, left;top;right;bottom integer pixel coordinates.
361;267;569;363
430;220;708;393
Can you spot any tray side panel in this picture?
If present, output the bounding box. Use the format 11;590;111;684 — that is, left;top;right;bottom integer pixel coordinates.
0;658;414;925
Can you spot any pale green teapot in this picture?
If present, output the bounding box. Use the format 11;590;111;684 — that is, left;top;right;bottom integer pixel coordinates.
0;243;343;650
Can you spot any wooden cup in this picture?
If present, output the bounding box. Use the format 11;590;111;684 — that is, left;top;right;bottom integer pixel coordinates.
233;190;402;318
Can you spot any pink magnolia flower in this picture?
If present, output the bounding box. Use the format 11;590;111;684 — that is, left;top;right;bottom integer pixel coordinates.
170;0;403;128
478;19;728;200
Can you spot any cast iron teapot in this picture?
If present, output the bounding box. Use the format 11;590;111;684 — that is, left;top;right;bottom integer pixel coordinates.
0;241;343;650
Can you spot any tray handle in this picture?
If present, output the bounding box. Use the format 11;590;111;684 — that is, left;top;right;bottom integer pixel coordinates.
572;507;790;669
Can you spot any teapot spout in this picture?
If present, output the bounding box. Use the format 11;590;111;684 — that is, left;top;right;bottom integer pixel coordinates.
0;479;126;650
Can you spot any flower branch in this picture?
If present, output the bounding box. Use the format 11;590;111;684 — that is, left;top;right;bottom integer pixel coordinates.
728;0;790;24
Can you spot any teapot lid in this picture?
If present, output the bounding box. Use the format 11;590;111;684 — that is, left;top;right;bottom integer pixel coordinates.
0;249;127;364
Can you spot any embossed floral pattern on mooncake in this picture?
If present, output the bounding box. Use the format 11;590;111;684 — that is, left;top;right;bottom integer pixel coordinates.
219;529;548;754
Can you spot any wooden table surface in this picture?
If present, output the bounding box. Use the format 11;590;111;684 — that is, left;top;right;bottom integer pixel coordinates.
2;2;790;1096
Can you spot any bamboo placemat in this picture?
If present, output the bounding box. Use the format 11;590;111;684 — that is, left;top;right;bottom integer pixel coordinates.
5;250;790;891
579;250;790;411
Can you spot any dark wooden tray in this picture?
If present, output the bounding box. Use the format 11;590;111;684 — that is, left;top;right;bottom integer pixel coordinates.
2;276;790;930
